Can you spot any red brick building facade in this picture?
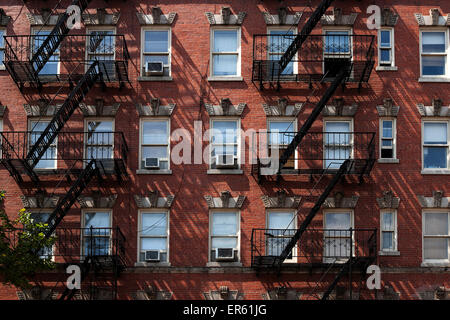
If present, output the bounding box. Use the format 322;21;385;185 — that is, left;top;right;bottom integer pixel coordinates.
0;0;449;300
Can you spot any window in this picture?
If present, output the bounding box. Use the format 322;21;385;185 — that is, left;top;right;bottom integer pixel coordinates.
378;28;394;67
85;119;114;162
423;211;450;263
268;120;296;169
380;210;397;252
323;29;352;78
210;211;239;262
422;121;449;169
29;120;57;169
82;211;111;257
0;29;5;69
87;29;116;78
211;28;240;77
420;30;448;77
139;211;169;263
140;119;170;170
324;211;353;262
266;211;296;262
268;29;295;76
324;120;353;169
210;119;239;169
380;119;396;159
32;29;59;75
30;212;54;259
141;28;171;77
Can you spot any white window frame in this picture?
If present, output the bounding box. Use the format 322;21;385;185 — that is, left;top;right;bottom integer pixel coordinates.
378;28;395;68
28;118;57;170
31;27;60;75
323;118;354;169
379;118;397;160
83;118;115;164
267;118;298;170
138;117;171;171
0;28;6;70
209;209;240;263
421;119;450;173
266;209;297;264
81;209;113;259
137;209;170;265
140;26;172;77
267;26;298;76
422;209;450;266
209;117;241;170
322;27;353;78
323;209;355;263
85;26;116;73
419;28;449;80
210;26;241;79
380;209;398;252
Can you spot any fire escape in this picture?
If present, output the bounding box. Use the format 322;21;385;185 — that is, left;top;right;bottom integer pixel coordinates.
251;0;377;300
0;0;129;300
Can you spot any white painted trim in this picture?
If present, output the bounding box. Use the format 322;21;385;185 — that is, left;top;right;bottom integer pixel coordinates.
138;117;171;171
379;117;397;160
419;28;449;78
380;209;398;252
28;118;58;169
377;28;396;68
266;209;297;263
210;26;241;78
208;209;241;263
137;209;170;265
81;209;113;259
421;119;449;171
323;209;355;263
421;209;450;265
140;26;172;77
323;118;354;170
209;117;241;170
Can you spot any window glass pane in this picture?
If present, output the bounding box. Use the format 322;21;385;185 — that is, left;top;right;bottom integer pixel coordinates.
422;32;445;53
84;237;110;256
424;238;448;260
268;212;294;229
0;51;4;66
269;122;293;145
87;121;113;145
144;31;169;53
84;212;111;229
213;54;238;76
380;30;391;47
30;213;51;223
383;212;394;230
382;232;394;250
212;237;237;249
422;56;446;76
211;145;237;157
214;30;237;52
325;213;351;230
141;238;167;251
0;31;4;47
425;213;448;235
141;213;167;236
382;121;393;138
212;121;237;144
424;147;447;168
325;122;350;144
269;54;293;75
30;121;56;169
142;146;168;169
424;123;447;144
325;31;350;53
269;30;294;52
212;212;237;235
382;139;393;147
142;121;168;144
380;49;391;62
88;31;114;53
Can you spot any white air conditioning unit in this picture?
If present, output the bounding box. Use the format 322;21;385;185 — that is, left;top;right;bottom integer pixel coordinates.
145;157;160;169
216;248;234;261
145;61;164;75
144;250;160;262
215;154;236;168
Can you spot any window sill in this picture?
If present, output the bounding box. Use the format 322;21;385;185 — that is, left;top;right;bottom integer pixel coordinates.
138;76;173;82
376;66;398;71
378;250;400;256
207;76;243;82
207;169;243;175
136;169;172;175
206;262;242;267
134;262;171;267
0;67;5;71
421;169;450;175
418;77;450;83
378;158;400;164
421;262;450;267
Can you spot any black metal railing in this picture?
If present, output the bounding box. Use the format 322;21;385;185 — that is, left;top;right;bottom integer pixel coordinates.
0;131;128;163
251;228;377;267
252;34;375;84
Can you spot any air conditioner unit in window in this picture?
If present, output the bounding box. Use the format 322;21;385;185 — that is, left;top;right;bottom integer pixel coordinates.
145;61;164;75
215;248;234;261
144;250;160;262
215;154;236;168
145;157;160;169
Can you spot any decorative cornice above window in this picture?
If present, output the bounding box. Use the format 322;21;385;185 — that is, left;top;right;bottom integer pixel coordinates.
262;7;302;25
417;191;450;208
17;287;57;300
82;8;120;25
20;194;60;209
381;8;399;26
376;98;400;117
204;191;246;209
321;8;358;26
205;7;247;25
204;287;244;300
136;7;176;25
134;191;175;209
0;9;12;26
322;98;358;117
77;193;118;208
26;9;62;25
205;98;246;117
376;191;400;209
261;190;301;209
0;105;6;117
262;98;303;117
417;98;449;117
262;287;302;300
323;192;359;208
80;100;120;117
130;286;172;300
23;101;61;117
136;98;176;117
415;9;449;26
